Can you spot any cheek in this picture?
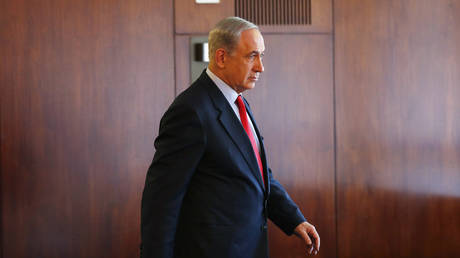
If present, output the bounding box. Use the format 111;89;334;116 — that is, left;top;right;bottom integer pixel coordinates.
243;66;252;78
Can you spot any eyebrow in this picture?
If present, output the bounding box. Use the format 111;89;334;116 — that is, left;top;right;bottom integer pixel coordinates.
248;50;264;56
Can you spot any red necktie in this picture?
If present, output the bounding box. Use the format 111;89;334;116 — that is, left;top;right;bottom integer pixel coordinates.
235;95;265;187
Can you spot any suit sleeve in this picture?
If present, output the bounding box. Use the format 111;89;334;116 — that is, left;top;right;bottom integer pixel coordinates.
140;102;206;258
267;168;307;236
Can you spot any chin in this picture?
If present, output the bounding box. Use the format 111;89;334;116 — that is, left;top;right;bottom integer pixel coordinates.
245;82;256;89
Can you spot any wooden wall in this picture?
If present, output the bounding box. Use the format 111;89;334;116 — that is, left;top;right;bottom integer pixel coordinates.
2;0;460;257
335;0;460;257
0;0;174;257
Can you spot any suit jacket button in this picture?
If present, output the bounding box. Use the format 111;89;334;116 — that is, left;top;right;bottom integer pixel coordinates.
261;224;267;231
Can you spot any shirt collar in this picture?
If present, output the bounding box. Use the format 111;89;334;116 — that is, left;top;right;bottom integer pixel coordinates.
206;68;240;105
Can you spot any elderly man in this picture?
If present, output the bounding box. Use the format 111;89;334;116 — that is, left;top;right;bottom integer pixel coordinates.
141;16;320;258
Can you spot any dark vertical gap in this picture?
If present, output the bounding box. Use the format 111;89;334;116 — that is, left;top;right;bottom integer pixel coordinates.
246;0;248;20
235;0;238;18
301;0;305;24
308;0;312;24
300;0;303;24
307;0;310;24
248;0;251;21
295;0;298;24
297;0;300;24
298;0;301;24
288;0;292;25
305;0;310;24
252;0;256;24
277;0;283;24
262;0;270;25
245;0;251;20
293;0;296;24
282;0;286;24
250;0;254;23
248;0;251;23
236;0;239;18
286;0;289;25
264;0;267;25
243;0;246;21
258;0;261;25
261;0;263;25
332;0;339;258
240;0;242;18
0;68;2;257
242;0;245;20
272;0;275;25
283;0;286;25
287;0;290;24
276;0;279;25
306;0;309;24
266;0;269;25
173;0;177;97
274;0;277;25
255;0;258;25
279;0;282;24
0;85;3;258
260;0;262;25
253;0;256;24
262;0;266;25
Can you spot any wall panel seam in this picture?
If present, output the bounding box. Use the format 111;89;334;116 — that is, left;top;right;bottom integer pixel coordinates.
332;0;339;257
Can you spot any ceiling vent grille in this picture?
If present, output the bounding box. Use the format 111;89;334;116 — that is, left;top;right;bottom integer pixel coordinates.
235;0;312;25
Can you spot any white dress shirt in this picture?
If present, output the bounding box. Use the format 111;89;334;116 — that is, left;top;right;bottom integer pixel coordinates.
206;68;261;153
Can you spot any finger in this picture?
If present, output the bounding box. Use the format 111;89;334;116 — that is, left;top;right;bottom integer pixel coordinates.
307;245;314;255
303;231;313;246
310;228;320;251
298;227;313;246
313;231;320;251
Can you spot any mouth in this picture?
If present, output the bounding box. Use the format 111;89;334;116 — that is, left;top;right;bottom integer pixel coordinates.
248;76;259;81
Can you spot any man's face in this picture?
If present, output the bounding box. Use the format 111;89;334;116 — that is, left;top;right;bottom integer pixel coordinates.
223;29;265;93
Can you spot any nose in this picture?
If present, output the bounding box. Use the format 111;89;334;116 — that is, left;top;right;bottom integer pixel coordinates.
254;55;264;73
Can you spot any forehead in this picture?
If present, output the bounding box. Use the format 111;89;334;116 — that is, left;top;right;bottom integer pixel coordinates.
237;29;265;53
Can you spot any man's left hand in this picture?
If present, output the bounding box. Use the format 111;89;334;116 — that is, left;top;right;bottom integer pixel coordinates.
293;221;320;255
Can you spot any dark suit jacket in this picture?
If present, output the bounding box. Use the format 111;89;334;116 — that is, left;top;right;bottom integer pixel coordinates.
141;71;306;258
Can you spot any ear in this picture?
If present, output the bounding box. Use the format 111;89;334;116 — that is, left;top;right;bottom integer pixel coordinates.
215;48;227;69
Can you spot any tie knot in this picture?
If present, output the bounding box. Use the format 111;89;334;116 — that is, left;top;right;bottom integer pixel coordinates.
235;95;245;111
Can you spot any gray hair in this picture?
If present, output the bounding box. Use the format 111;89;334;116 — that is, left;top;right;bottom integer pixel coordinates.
208;17;258;62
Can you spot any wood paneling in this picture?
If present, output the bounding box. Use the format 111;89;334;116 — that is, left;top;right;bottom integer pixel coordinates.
245;34;335;258
335;0;460;257
0;0;174;257
175;0;234;34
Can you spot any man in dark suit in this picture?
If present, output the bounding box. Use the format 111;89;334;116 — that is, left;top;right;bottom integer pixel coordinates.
141;16;320;258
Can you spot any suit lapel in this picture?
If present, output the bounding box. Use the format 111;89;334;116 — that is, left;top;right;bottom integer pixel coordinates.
198;72;266;191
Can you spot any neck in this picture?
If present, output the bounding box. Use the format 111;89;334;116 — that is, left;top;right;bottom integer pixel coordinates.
208;64;242;94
